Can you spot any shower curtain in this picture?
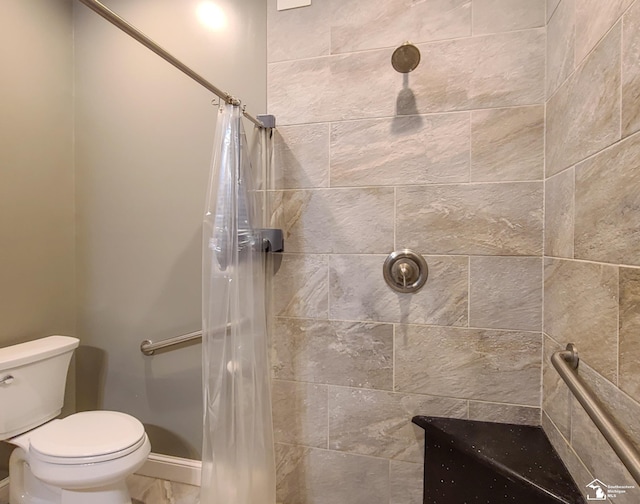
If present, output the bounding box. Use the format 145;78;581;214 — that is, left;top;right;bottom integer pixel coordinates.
200;103;276;504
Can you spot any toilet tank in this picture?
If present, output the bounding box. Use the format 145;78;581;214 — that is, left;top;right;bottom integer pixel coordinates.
0;336;79;440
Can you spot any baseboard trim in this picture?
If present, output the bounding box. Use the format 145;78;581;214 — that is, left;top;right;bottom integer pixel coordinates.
0;455;201;492
136;453;201;487
0;477;8;500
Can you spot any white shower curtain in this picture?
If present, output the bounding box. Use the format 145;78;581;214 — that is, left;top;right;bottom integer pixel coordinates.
200;103;276;504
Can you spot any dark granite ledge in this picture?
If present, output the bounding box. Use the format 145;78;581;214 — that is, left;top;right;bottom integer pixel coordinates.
413;416;585;504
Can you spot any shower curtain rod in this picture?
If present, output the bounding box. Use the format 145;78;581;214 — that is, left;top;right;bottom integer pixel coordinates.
76;0;266;128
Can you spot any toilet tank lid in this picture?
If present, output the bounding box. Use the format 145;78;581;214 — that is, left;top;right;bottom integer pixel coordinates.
0;336;79;369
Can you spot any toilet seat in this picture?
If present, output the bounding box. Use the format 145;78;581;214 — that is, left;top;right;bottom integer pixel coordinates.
29;411;146;465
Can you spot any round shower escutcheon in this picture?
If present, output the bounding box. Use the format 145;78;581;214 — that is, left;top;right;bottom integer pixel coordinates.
383;249;428;293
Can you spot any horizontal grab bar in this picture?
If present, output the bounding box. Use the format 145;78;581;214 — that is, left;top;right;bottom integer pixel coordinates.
140;330;203;356
141;320;245;355
551;344;640;486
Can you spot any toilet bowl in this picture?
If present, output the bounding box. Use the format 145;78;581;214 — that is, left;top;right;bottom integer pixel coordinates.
0;336;151;504
9;411;151;504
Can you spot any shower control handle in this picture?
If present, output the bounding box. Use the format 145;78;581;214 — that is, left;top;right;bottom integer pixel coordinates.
383;249;428;293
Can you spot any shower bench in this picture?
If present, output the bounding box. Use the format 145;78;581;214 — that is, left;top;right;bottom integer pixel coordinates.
412;416;585;503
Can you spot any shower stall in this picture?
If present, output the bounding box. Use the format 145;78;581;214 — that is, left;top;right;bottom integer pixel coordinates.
2;0;640;503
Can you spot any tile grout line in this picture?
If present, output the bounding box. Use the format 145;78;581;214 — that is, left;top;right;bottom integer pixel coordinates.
269;26;546;66
392;323;396;393
468;111;472;183
274;376;543;409
276;314;561;336
326;380;330;450
616;267;620;389
273;180;546;192
620;14;624;140
467;256;471;327
393;187;397;250
571;166;576;260
542;64;547;415
326;253;331;321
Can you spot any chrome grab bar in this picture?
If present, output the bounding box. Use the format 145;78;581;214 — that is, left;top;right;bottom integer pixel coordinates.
140;323;234;355
552;344;640;485
140;330;203;356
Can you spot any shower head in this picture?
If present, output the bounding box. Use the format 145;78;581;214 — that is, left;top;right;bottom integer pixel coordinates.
391;42;421;73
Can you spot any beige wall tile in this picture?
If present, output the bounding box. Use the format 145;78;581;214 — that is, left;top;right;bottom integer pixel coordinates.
578;363;640;453
468;401;541;426
273;254;328;319
545;167;574;258
272;318;394;390
390;460;424;504
331;113;470;187
575;0;634;64
397;183;543;255
273;188;394;254
395;325;542;405
546;23;621;176
406;29;545;113
546;0;575;97
267;0;330;62
473;0;545;35
329;255;468;326
544;258;618;381
470;105;544;182
571;403;640;501
541;413;595;490
328;387;467;462
272;380;328;448
547;0;562;21
268;57;332;125
275;444;390;504
127;475;199;504
268;52;396;125
331;0;471;53
469;256;542;331
574;132;640;265
619;268;640;404
542;335;572;438
274;124;330;189
623;0;640;137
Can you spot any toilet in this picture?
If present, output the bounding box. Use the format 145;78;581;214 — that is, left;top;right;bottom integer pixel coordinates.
0;336;151;504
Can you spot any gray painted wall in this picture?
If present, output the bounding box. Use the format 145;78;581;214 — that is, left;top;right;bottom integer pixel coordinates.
0;0;75;478
1;0;266;468
73;0;267;458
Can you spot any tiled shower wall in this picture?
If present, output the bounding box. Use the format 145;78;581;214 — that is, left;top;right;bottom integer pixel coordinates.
267;1;547;502
543;0;640;501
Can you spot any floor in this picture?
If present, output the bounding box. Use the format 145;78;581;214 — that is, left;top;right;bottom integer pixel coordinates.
0;474;199;504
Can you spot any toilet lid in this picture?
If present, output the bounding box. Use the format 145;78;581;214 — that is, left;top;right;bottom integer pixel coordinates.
29;411;145;460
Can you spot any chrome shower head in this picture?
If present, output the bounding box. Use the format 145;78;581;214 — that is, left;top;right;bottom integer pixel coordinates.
391;42;421;73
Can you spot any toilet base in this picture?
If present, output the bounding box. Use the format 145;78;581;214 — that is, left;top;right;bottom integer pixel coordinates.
59;483;131;504
9;449;133;504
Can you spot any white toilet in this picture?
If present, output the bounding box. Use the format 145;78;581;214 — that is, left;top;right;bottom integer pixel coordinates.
0;335;151;504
